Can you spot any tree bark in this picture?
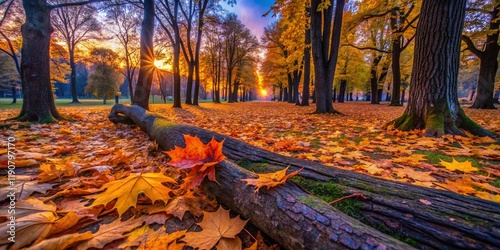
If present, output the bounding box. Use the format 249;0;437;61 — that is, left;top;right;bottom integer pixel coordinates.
17;0;63;123
389;8;402;106
301;10;311;107
69;49;79;103
311;0;344;114
386;0;494;137
464;3;499;109
109;104;500;250
133;0;154;110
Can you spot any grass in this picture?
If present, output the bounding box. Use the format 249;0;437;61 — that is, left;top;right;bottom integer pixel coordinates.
415;150;484;169
0;97;216;110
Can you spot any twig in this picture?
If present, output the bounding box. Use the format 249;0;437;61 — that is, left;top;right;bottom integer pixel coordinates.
328;193;366;205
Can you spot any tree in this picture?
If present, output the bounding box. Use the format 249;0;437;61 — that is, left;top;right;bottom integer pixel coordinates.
52;0;100;103
387;0;493;137
12;0;101;122
85;48;123;104
462;0;500;109
222;14;258;103
0;0;22;104
310;0;346;113
133;0;155;110
157;0;182;108
106;0;140;102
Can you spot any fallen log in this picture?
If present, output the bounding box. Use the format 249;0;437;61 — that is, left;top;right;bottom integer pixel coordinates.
109;104;500;250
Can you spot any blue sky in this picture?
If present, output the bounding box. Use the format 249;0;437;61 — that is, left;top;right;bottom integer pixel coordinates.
220;0;277;39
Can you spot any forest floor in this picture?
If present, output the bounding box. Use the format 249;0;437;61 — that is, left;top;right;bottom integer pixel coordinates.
0;101;499;249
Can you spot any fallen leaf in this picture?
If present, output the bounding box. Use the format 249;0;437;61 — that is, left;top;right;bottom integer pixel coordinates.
241;167;302;192
183;206;248;250
87;173;176;216
439;158;478;173
76;218;143;250
26;232;93;250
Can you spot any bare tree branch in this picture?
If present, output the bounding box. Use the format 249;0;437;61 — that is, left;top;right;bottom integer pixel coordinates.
461;35;484;58
49;0;107;9
0;0;14;27
342;43;391;53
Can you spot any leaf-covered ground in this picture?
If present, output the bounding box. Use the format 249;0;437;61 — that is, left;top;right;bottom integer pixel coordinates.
0;101;499;249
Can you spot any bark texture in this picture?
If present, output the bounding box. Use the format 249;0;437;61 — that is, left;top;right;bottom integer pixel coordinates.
18;0;63;123
386;0;493;137
109;104;500;250
133;0;155;110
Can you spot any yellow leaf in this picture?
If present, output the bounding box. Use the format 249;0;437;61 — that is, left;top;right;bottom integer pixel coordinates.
26;232;93;250
183;206;248;250
241;167;302;192
87;173;176;216
439;158;478;173
76;218;143;250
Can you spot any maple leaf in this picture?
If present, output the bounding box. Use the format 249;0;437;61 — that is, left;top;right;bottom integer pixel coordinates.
118;226;186;249
164;134;225;170
164;135;225;189
183;206;248;250
439;158;478;173
26;232;93;250
87;173;176;216
0;212;57;249
0;197;56;219
75;218;143;250
0;179;54;200
242;167;303;192
147;190;209;220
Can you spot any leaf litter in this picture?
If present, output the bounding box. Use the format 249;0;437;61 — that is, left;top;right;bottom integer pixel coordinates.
0;101;498;249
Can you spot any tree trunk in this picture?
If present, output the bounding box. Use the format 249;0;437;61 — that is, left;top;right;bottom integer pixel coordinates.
293;69;302;105
11;86;17;104
279;86;283;101
469;3;499;109
283;87;288;102
471;55;498;109
301;12;311;107
69;49;79;103
133;0;154;110
370;56;382;104
339;80;346;103
311;0;344;114
17;0;63;123
386;0;493;137
185;62;194;105
109;104;500;250
287;73;293;103
389;8;402;106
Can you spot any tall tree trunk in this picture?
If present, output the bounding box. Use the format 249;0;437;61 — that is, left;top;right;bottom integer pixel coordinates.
227;68;233;103
370;55;382;104
133;0;154;110
293;69;302;105
185;62;194;104
339;80;346;103
283;87;288;102
279;86;283;101
287;73;293;103
386;0;493;137
11;86;17;104
301;10;311;106
466;3;500;109
311;0;345;113
232;80;239;102
69;49;79;103
17;0;63;123
389;8;402;106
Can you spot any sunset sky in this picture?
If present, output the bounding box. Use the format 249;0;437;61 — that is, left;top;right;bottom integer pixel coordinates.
221;0;277;39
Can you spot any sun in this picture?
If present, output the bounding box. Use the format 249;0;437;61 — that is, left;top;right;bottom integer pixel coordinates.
260;89;268;97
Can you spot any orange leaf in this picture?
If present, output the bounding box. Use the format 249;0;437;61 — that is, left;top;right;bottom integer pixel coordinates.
183;206;247;250
241;167;303;192
164;135;225;170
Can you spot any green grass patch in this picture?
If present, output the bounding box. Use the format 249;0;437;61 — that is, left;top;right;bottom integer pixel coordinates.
291;176;361;217
490;178;500;188
415;150;484;169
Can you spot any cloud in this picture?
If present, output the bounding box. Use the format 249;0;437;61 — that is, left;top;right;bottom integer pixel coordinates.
221;0;276;39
